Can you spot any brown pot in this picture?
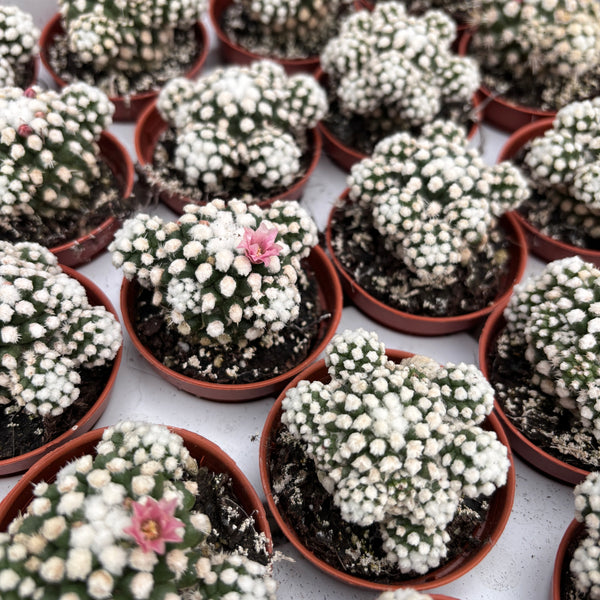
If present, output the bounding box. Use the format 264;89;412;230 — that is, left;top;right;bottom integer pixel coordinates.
134;101;323;214
0;425;272;558
478;303;589;486
50;131;134;267
316;68;480;172
260;349;516;590
0;266;122;476
551;519;583;600
498;118;600;267
120;245;343;401
39;13;209;121
210;0;321;74
457;33;555;133
326;190;527;336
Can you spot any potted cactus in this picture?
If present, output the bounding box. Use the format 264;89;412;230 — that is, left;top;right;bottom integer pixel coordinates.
0;420;276;599
39;0;210;121
0;241;122;476
0;82;134;267
317;1;481;171
377;591;461;600
210;0;355;73
260;328;514;589
135;59;326;214
498;98;600;266
326;119;528;335
110;197;342;401
0;5;39;88
479;256;600;485
462;0;600;132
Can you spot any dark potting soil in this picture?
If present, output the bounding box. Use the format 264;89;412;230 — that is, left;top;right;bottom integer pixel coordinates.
0;159;126;250
132;265;326;385
487;328;600;472
268;422;492;583
558;525;587;600
192;466;271;565
139;127;315;209
329;199;514;318
47;26;203;99
0;361;115;461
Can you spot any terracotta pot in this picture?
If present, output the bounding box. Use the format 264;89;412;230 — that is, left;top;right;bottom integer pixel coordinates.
39;13;209;121
325;190;527;336
49;131;134;267
478;303;589;486
498;119;600;267
120;245;343;401
0;425;272;557
135;101;323;214
457;33;555;133
551;519;583;600
210;0;321;74
0;266;122;477
316;69;480;172
260;349;516;591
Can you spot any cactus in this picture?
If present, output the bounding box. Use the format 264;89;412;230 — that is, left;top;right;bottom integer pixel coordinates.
377;591;433;600
319;1;480;144
503;256;600;442
0;5;39;87
281;328;510;574
470;0;600;110
0;421;276;600
154;60;327;201
347;120;529;287
110;198;318;350
0;241;121;419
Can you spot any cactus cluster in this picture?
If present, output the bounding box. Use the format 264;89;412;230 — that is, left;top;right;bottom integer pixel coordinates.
320;1;480;138
503;256;600;442
0;241;121;419
0;82;114;236
57;0;207;94
521;97;600;242
110;198;318;349
470;0;600;110
0;5;39;88
155;60;327;201
281;328;510;574
377;591;433;600
367;0;478;21
0;421;276;600
347;120;529;287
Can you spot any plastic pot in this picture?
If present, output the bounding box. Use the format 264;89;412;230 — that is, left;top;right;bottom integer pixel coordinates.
260;349;516;591
325;190;527;336
551;519;583;600
134;101;323;214
0;266;122;476
39;13;209;121
120;245;343;401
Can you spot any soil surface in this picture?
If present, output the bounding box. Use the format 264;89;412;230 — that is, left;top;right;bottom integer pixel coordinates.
268;421;492;583
487;328;600;472
0;361;115;461
328;199;514;318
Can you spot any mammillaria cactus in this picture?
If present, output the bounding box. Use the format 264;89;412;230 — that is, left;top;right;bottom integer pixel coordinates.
319;1;480;150
281;328;510;574
0;421;276;599
346;119;529;287
0;240;121;420
0;5;39;87
469;0;600;110
152;60;327;203
503;256;600;443
377;591;434;600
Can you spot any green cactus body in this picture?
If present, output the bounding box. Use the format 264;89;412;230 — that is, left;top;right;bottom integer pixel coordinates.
0;6;39;87
281;328;510;574
110;198;318;349
0;421;276;600
347;120;529;286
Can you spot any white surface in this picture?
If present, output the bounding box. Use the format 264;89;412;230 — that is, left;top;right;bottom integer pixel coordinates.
1;3;577;599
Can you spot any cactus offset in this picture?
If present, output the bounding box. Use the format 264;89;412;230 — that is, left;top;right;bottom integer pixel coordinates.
0;6;39;87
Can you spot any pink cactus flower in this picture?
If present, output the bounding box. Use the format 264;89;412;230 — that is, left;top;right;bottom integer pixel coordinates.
238;222;281;266
23;87;36;98
124;497;183;554
17;124;33;137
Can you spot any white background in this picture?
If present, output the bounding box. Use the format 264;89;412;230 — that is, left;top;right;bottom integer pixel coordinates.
1;3;577;599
